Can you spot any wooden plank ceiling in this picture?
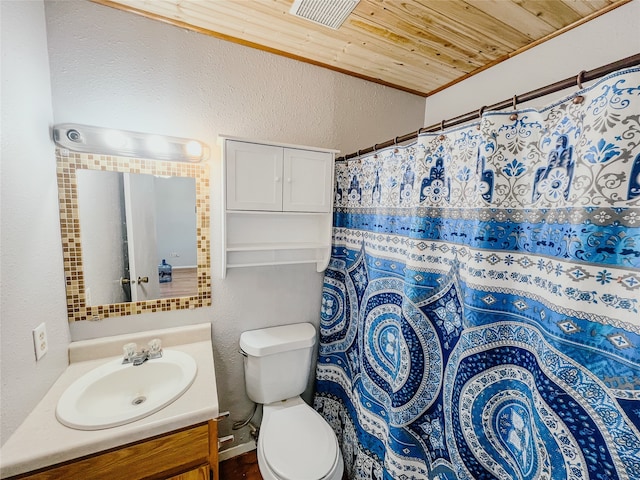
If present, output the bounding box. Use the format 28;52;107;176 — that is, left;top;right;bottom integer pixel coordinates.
94;0;628;96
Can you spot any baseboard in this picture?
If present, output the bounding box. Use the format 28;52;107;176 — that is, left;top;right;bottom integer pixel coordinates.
219;440;257;462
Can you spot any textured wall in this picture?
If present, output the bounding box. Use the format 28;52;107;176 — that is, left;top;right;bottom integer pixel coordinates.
43;0;425;449
424;0;640;126
0;0;71;445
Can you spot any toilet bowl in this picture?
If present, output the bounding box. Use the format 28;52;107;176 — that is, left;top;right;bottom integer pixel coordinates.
257;396;343;480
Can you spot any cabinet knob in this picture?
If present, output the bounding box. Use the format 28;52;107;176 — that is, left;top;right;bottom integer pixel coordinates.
287;178;292;183
275;176;281;182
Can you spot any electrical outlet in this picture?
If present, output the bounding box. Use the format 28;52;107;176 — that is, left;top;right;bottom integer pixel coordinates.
170;252;179;257
32;322;48;361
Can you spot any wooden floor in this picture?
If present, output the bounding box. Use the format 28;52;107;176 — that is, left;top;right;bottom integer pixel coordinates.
159;267;198;298
219;450;262;480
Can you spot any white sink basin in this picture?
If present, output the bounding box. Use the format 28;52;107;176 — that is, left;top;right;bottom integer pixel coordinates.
56;350;197;430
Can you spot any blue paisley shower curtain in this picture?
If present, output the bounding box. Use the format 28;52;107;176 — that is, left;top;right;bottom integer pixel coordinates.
314;67;640;480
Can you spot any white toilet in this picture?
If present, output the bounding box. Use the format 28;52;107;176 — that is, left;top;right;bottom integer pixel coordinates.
240;322;344;480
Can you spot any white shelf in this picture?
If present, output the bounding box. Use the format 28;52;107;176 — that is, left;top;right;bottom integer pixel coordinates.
220;136;336;278
227;259;321;269
226;210;327;216
226;242;327;252
225;246;329;273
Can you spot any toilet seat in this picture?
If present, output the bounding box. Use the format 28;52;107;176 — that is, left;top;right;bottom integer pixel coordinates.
260;401;339;480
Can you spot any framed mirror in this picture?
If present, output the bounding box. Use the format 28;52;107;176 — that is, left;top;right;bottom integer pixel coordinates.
56;149;211;322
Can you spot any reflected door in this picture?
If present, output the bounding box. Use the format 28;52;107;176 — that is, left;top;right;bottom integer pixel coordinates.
124;173;161;301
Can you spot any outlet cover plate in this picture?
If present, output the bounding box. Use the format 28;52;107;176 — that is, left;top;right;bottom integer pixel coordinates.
33;322;48;361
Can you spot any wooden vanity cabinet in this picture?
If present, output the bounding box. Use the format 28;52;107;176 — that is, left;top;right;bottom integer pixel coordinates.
7;420;218;480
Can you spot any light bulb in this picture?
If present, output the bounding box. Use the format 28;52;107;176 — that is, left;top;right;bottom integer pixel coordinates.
185;140;203;159
147;135;169;154
104;130;128;149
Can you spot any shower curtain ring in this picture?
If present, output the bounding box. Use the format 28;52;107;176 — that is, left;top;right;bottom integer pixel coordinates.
510;95;518;121
573;70;586;104
576;70;586;90
476;106;486;130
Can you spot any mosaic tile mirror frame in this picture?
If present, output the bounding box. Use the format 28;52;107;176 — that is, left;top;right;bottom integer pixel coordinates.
56;149;211;322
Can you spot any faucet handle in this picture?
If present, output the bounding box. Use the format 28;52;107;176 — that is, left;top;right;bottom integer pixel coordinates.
123;342;137;363
148;338;162;357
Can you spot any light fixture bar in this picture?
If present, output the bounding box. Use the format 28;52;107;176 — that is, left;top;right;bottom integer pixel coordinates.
52;124;209;162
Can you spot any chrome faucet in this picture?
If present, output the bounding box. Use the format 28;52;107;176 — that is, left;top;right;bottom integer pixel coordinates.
132;349;151;366
122;339;163;365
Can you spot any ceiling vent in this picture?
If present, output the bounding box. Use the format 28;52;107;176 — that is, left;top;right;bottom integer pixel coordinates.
289;0;359;30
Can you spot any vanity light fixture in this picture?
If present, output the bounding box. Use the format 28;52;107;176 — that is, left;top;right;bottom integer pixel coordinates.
104;129;129;150
52;124;209;162
146;135;169;155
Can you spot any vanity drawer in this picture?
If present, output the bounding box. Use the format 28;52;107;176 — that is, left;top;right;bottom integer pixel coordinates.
10;423;211;480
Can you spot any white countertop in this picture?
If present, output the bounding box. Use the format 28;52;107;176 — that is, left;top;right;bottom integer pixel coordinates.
0;323;219;478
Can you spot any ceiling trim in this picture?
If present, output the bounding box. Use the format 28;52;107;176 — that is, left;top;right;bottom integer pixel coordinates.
91;0;630;98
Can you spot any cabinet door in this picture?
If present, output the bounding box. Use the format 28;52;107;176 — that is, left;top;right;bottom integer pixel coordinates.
283;148;333;212
226;141;283;211
14;424;210;480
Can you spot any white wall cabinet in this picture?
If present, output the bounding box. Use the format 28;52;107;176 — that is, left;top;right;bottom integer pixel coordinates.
226;140;333;213
220;137;337;278
226;141;283;211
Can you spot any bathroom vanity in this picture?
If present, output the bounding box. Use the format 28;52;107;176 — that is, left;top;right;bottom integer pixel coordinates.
6;422;216;480
0;324;220;480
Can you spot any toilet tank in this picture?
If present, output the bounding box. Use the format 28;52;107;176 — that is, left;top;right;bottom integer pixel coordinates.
240;323;316;404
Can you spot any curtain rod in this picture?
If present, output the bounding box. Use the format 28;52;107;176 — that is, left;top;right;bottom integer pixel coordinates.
338;53;640;161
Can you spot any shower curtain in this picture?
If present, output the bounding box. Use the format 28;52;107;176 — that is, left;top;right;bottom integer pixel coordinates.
314;66;640;480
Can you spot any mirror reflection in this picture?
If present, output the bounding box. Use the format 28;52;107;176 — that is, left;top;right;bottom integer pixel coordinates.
77;171;197;306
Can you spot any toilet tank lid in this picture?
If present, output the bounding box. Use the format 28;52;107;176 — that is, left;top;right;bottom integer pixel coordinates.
240;323;316;357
